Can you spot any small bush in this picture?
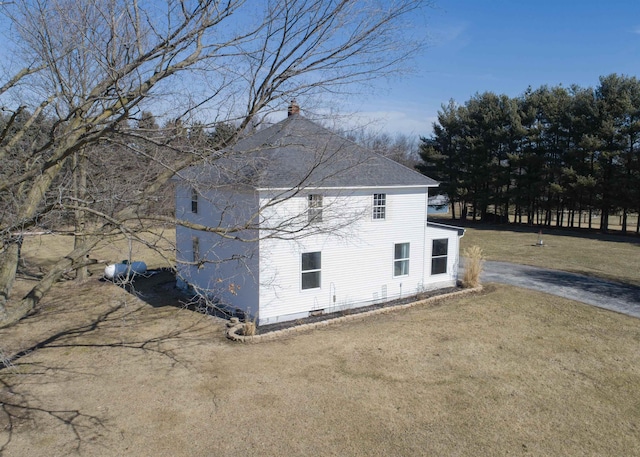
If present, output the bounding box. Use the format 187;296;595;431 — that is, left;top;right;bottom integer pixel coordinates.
462;245;484;288
243;318;256;336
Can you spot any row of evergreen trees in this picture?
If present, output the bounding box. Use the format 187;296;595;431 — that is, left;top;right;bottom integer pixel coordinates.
417;74;640;233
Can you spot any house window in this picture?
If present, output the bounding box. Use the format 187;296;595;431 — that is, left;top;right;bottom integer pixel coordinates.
431;239;448;275
192;236;200;263
373;193;386;220
308;194;323;223
301;252;321;289
393;243;410;277
191;188;198;214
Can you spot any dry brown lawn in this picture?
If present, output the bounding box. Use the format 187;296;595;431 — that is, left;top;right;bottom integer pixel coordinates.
1;275;639;456
455;223;640;286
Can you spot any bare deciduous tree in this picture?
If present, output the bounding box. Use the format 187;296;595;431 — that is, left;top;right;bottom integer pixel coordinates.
0;0;429;327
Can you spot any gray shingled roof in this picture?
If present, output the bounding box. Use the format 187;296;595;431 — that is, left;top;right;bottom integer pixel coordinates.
180;114;438;189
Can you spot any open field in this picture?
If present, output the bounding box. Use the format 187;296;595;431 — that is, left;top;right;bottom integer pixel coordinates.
448;221;640;287
1;278;639;456
10;230;176;299
19;229;176;271
2;229;639;455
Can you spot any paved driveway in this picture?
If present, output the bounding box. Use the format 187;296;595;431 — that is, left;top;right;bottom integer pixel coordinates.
463;260;640;319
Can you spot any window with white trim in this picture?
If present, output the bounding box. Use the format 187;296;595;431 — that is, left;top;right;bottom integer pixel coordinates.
191;188;198;214
308;194;323;223
393;243;410;277
301;252;321;289
373;193;386;220
431;239;448;275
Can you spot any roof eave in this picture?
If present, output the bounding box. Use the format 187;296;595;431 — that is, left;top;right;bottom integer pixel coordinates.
256;183;439;192
426;220;466;237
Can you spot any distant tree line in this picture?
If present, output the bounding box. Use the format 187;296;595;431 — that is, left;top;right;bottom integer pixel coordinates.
0;106;417;237
417;74;640;234
0;110;236;232
344;128;420;168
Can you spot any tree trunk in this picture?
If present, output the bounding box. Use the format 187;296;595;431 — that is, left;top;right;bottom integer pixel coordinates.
577;208;582;228
74;151;89;281
503;182;510;224
601;208;609;233
0;160;67;315
0;241;21;318
0;241;98;328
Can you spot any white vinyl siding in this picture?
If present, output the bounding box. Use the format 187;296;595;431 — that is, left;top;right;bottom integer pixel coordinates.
425;224;460;285
176;184;459;327
258;188;434;324
175;186;260;321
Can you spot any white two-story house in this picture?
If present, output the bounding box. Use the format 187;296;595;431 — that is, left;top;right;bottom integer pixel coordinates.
174;103;464;325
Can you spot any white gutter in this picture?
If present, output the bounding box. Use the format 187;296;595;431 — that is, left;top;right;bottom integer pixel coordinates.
256;184;439;192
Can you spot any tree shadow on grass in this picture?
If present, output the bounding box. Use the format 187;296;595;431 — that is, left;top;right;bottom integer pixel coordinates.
113;269;240;321
0;278;221;454
106;268;206;312
0;305;125;453
0;377;105;454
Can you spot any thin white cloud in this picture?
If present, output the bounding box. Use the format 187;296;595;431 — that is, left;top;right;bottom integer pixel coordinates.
633;26;640;35
346;110;437;137
429;23;469;46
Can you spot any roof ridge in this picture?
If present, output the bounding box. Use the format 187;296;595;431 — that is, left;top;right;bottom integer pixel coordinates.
177;112;439;189
283;116;437;184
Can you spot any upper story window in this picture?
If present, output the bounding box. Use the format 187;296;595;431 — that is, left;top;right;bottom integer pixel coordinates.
393;242;410;277
191;188;198;214
308;194;323;223
192;236;200;263
373;193;386;220
431;239;448;275
301;252;321;289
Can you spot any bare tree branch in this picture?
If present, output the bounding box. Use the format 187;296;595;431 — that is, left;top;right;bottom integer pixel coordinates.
0;0;429;325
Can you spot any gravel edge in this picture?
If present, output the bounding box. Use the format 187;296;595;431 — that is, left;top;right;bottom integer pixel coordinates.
226;285;484;343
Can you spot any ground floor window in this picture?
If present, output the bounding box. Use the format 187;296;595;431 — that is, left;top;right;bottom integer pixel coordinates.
431;238;448;275
394;242;410;276
302;252;321;289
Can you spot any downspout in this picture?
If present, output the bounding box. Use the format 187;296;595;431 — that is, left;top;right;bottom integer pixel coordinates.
455;227;465;283
423;189;428;286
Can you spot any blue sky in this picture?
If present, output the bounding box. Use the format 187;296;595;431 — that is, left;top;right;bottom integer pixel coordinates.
349;0;640;137
2;1;637;139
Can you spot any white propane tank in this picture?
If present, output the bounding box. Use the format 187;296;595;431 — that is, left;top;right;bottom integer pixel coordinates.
104;261;147;280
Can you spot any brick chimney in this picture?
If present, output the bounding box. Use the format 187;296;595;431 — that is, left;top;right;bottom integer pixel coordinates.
287;99;300;117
